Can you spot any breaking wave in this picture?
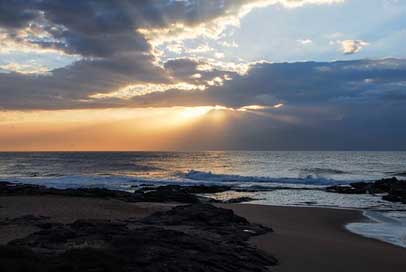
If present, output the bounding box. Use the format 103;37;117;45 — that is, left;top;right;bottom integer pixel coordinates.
181;170;351;186
1;169;355;192
300;167;348;175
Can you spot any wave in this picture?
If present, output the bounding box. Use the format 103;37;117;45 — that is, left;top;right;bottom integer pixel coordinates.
0;175;182;191
300;167;348;175
181;170;349;186
1;169;357;191
346;211;406;248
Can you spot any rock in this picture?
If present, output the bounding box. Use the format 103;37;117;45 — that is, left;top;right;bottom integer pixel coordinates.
224;197;256;203
135;185;200;203
182;185;232;194
382;194;404;203
142;204;272;240
326;177;406;204
0;182;232;204
0;215;52;228
372;177;398;193
143;204;249;226
326;185;367;194
350;182;369;189
2;205;277;272
0;182;139;201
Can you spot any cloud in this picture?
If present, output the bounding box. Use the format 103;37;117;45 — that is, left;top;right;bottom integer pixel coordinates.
0;0;347;108
340;39;369;54
139;0;344;50
0;1;344;58
0;53;167;109
1;57;406;112
0;62;50;74
118;59;406;115
1;0;406;150
297;39;313;45
90;82;207;100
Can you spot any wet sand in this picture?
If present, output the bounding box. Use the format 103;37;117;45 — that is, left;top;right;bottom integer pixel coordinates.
225;204;406;272
1;196;405;271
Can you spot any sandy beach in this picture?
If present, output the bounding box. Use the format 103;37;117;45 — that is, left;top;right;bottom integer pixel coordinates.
2;0;406;270
225;204;406;272
1;194;405;271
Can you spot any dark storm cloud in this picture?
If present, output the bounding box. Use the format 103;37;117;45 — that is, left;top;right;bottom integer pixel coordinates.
163;58;237;85
0;53;166;109
0;0;38;29
0;1;405;135
129;58;406;108
124;58;406;150
0;0;259;109
1;1;404;150
0;0;345;58
0;0;254;58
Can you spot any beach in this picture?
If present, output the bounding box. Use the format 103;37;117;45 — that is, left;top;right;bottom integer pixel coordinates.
1;192;405;271
2;0;406;270
226;204;406;272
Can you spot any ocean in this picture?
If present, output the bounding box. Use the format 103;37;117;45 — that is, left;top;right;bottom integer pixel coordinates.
1;151;405;189
1;151;406;247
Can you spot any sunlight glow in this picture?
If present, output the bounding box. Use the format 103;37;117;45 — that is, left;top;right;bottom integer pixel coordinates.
177;104;275;120
238;105;268;111
90;82;207;99
0;104;286;151
179;107;213;119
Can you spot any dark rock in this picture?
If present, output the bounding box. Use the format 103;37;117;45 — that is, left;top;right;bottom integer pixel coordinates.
382;194;404;203
142;204;272;241
0;182;231;204
181;185;232;194
373;177;399;193
0;182;139;201
350;182;369;189
143;204;249;226
1;215;51;227
135;185;200;203
326;177;406;204
224;197;256;203
2;205;277;272
394;172;406;177
326;185;367;194
134;185;232;203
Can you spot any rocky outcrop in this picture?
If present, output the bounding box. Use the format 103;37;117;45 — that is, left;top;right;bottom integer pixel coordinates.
224;196;256;203
326;177;406;204
0;182;234;204
0;215;51;227
142;204;271;241
0;204;277;272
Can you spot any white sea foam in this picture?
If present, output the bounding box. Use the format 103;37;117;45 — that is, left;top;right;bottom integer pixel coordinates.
346;210;406;248
1;151;405;249
3;175;184;191
4;171;406;249
182;170;351;186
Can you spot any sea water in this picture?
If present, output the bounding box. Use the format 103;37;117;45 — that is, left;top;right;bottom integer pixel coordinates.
0;151;405;247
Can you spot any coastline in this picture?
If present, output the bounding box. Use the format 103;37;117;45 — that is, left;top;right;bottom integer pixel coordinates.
1;194;405;271
222;204;406;272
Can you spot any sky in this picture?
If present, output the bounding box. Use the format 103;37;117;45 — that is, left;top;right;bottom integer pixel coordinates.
0;0;405;151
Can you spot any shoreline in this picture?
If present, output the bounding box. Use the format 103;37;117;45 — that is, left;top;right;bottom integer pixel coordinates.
223;203;406;271
1;180;405;248
346;209;406;248
1;194;406;271
1;181;405;271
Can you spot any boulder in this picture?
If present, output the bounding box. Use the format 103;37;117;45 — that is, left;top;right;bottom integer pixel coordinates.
326;177;406;204
2;205;277;272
